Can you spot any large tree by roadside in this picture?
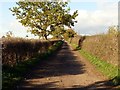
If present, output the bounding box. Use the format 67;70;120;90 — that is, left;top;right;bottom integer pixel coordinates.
10;1;78;40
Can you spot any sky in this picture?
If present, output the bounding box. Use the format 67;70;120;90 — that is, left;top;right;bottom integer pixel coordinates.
0;0;119;38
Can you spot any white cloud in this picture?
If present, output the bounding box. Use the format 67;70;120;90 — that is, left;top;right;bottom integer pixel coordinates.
9;20;28;37
73;2;118;35
0;19;38;38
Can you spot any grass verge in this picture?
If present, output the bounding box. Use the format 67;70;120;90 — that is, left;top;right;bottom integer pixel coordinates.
71;43;119;85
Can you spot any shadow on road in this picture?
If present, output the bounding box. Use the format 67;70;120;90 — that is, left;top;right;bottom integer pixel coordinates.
71;80;116;90
18;42;117;89
18;80;117;90
24;42;85;79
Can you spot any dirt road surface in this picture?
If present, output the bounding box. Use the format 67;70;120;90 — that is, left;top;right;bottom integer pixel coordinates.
18;42;117;90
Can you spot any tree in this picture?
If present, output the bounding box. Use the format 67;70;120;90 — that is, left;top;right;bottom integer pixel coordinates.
10;1;78;40
64;28;76;43
51;25;65;39
6;31;13;38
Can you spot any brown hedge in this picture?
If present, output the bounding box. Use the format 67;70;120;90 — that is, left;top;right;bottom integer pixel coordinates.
2;38;60;66
71;34;118;66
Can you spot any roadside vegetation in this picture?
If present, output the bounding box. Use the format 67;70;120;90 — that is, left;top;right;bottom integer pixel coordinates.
67;26;120;85
2;37;63;89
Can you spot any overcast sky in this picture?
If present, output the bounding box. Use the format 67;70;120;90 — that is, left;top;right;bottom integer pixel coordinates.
0;0;119;38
